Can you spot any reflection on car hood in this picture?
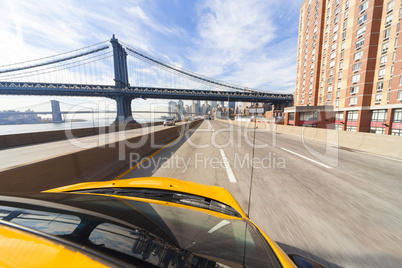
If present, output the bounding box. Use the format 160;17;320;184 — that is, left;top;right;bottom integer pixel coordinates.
0;193;280;268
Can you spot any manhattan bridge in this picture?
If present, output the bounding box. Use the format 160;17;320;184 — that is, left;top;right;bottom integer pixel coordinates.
0;35;293;122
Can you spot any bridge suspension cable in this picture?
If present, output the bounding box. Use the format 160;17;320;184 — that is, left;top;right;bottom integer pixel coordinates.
121;42;259;93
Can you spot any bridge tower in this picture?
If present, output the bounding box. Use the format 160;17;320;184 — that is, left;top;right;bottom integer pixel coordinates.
110;35;136;124
50;100;63;123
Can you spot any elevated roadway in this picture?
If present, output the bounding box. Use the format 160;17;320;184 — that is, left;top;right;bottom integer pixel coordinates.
113;120;402;268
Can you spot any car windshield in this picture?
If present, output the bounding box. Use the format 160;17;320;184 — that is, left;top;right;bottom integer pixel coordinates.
0;193;280;268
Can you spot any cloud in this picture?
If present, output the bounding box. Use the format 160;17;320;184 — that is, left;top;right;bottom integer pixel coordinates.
187;0;300;93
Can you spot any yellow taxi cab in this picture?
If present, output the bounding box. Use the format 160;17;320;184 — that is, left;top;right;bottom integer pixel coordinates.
0;177;325;267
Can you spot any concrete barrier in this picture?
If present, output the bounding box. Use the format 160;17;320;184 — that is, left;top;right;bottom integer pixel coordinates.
0;120;202;192
0;121;165;149
218;119;402;160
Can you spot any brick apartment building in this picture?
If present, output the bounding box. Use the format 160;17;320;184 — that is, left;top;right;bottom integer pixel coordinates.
285;0;402;135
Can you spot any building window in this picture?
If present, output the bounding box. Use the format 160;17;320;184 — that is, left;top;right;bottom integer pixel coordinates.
328;85;333;92
400;75;402;85
335;99;339;107
345;0;349;10
385;14;393;27
398;90;402;100
339;62;343;70
344;10;349;20
384;28;391;40
330;60;335;68
329;69;334;76
338;71;342;79
342;31;347;40
377;81;384;91
353;62;362;72
354;51;363;61
379;68;386;79
359;1;369;13
389;79;392;90
343;21;348;30
380;55;387;66
347;110;358;121
358;13;367;25
336;90;341;98
392;129;402;135
382;42;389;53
341;42;345;50
394;109;402;122
331;43;337;51
333;24;339;33
334;15;339;24
370;127;385;134
357;25;366;38
328;77;334;84
335;6;340;15
350;86;359;95
375;94;382;104
395;37;398;48
349;96;358;105
352;74;361;83
327;93;332;101
355;38;365;49
387;0;395;13
332;33;338;42
346;126;357;132
337;81;342;89
371;109;387;122
330;51;336;59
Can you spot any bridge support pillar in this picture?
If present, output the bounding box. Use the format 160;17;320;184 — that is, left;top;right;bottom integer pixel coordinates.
51;100;63;123
114;96;136;124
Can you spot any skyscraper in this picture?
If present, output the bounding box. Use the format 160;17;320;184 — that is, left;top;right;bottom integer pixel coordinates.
289;0;402;135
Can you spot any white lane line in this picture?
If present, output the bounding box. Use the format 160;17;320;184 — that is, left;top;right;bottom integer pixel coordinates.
280;147;333;169
219;149;237;183
349;150;402;162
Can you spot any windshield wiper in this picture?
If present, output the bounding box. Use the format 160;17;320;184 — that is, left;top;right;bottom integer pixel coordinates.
70;188;241;218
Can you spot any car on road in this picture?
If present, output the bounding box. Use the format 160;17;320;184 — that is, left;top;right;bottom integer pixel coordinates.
0;177;325;267
163;117;175;126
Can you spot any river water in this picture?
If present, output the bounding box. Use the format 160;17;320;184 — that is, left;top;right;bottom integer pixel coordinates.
0;114;165;135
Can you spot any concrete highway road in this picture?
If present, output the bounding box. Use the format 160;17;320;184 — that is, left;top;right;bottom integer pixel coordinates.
114;119;402;268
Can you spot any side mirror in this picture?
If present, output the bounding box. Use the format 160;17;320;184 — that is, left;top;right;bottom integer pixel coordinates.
288;253;327;268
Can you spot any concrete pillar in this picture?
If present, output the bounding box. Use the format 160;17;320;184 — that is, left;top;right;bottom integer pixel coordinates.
357;110;371;133
342;111;347;131
294;112;300;126
50;100;63;123
114;96;136;124
284;112;289;125
384;108;393;135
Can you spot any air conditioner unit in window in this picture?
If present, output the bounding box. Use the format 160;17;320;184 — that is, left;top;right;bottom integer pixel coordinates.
382;48;388;53
385;21;391;27
380;62;386;67
378;76;384;79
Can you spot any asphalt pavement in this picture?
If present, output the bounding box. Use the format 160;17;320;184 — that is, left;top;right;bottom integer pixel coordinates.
114;119;402;268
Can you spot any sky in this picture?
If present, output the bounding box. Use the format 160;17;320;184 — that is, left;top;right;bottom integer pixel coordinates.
0;0;301;113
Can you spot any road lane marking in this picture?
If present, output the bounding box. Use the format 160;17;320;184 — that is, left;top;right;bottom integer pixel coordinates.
347;150;402;162
280;147;333;169
219;149;237;183
112;124;200;180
